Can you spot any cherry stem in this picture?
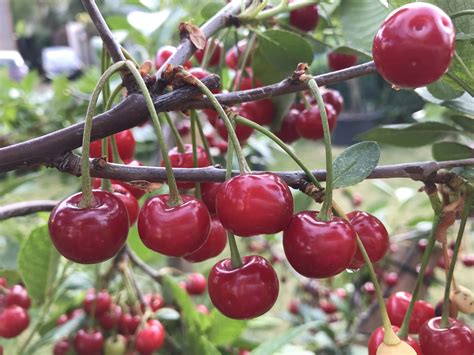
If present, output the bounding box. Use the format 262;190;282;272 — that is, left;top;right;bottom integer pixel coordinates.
232;33;256;92
110;135;123;164
332;201;400;346
453;51;474;82
162;112;186;153
441;190;471;328
100;47;113;192
200;37;216;71
254;0;317;20
124;61;181;206
195;114;215;165
105;83;124;111
450;9;474;19
79;61;126;208
190;110;202;199
398;191;443;339
233;114;322;189
305;77;333;221
182;69;250;174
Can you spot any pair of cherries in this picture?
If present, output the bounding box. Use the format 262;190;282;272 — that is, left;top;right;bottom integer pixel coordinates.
0;281;31;339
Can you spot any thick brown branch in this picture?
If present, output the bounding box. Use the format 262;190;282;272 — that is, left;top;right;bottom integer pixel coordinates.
0;200;58;221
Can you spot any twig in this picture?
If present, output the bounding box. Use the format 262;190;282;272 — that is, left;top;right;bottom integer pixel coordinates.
0;200;58;221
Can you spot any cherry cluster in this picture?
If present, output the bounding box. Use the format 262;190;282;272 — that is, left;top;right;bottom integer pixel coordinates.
0;279;31;343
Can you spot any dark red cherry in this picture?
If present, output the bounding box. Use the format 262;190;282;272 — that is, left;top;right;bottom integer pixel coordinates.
111;184;139;225
161;144;210;189
0;305;29;338
275;108;300;144
322;89;344;115
177;120;191;136
48;190;129;264
289;3;319;32
362;282;376;295
114;159;146;199
372;3;455;88
118;312;141;335
184;217;227;263
225;40;249;70
386;291;435;334
189;68;220;93
144;294;164;312
288;299;300;315
320;299;337;314
135;319;165;353
184;273;207;295
208;255;279;319
98;304;121;330
241;100;275;126
283;211;357;278
368;326;422;355
74;329;104;355
215;111;254;143
53;339;71;355
419;317;473;355
90;129;136;162
327;52;357;71
383;272;399;287
216;173;294;237
83;289;112;316
295;104;337;140
417;238;428;252
138;194;211;257
234;69;262;91
200;182;221;214
203;108;219;125
194;39;223;67
347;211;389;269
155;45;192;70
462;254;474;267
5;285;31;309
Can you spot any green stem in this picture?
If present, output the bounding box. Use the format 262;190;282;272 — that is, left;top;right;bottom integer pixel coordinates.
190;110;202;199
110;135;123;164
80;61;126;208
255;0;318;21
120;46;140;68
453;51;474;81
232;33;256;91
162;112;186;153
446;72;474;97
105;84;124;111
195;114;214;165
441;191;471;328
306;78;333;220
450;9;474;19
100;47;112;192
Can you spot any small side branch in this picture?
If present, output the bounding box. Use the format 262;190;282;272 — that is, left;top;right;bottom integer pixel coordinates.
0;200;58;221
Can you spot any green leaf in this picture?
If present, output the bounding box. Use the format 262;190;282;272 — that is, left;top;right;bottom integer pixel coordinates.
416;88;474;116
207;309;246;346
428;76;464;100
17;225;60;304
432;142;474;161
201;1;224;20
360;122;461;147
330;46;372;61
447;115;474;133
127;225;157;262
388;0;412;9
332;142;380;188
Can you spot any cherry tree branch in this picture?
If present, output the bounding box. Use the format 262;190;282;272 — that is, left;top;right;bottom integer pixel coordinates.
0;200;58;221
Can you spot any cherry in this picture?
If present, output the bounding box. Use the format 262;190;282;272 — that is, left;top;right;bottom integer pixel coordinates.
90;129;136;162
208;255;279;319
362;281;376;296
322;89;344;115
347;211;389;269
200;182;221;214
5;285;31;309
185;273;207;295
320;299;337;314
155;45;192;70
138;194;211;257
386;291;435;334
196;304;209;315
177;120;191;137
111;184;139;225
288;298;300;315
48;190;129;264
327;52;358;71
372;3;455;88
115;159;147;199
295;104;337;140
53;339;71;355
383;272;399;287
98;304;121;330
225;40;249;70
289;2;319;32
203;108;219;125
419;317;473;355
274;108;300;144
0;278;6;287
118;312;141;335
417;238;428;252
368;326;422;355
144;294;164;312
434;299;458;318
215;108;254;143
462;254;474;267
56;313;69;326
234;69;262;91
0;305;29;338
104;335;127;355
189;68;220;93
194;39;223;67
240;100;275;126
283;211;357;278
216;173;294;237
83;289;112;316
161;144;210;189
74;329;104;354
184;216;227;263
135;319;165;353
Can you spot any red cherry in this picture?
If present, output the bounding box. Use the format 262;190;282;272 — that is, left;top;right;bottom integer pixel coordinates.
208;255;279;319
216;173;294;237
115;159;147;199
162;144;211;189
0;278;6;287
239;350;251;355
200;182;221;214
83;289;112;316
283;211;357;278
362;281;376;295
215;110;254;143
417;238;428;252
347;211;389;269
74;329;104;354
0;305;29;338
241;100;275;126
386;291;435;334
275;108;300;144
383;272;399;287
419;317;473;355
118;312;141;335
185;273;207;295
189;68;220;93
372;3;455;88
155;45;192;70
184;217;227;263
288;298;300;315
136;319;165;353
48;190;129;264
196;304;209;315
295;104;337;140
225;40;249;70
462;254;474;267
320;299;337;314
194;39;223;67
144;294;164;312
90;129;136;162
322;89;344;115
56;313;69;326
111;184;139;225
53;339;71;355
98;304;121;330
234;69;262;91
177;120;191;136
138;194;211;257
203;108;219;125
289;2;319;32
327;52;357;71
368;326;422;355
5;285;31;309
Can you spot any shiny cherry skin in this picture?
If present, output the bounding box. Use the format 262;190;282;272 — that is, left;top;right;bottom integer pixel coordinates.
184;216;227;263
241;100;275;126
200;182;221;214
118;312;141;335
295;104;337;140
368;326;422;355
347;211;389;269
0;305;30;338
83;289;112;316
289;3;319;32
111;184;139;225
53;339;71;355
135;319;165;353
74;329;104;355
155;45;192;70
283;211;357;278
162;144;210;189
48;190;129;264
225;40;249;70
5;285;31;309
275;108;300;144
185;273;207;295
322;89;344;115
138;194;211;257
208;255;279;319
386;291;435;334
327;52;357;71
98;304;121;330
90;129;136;162
419;317;474;355
372;3;455;88
194;39;223;67
144;294;165;312
216;109;254;143
216;173;294;237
